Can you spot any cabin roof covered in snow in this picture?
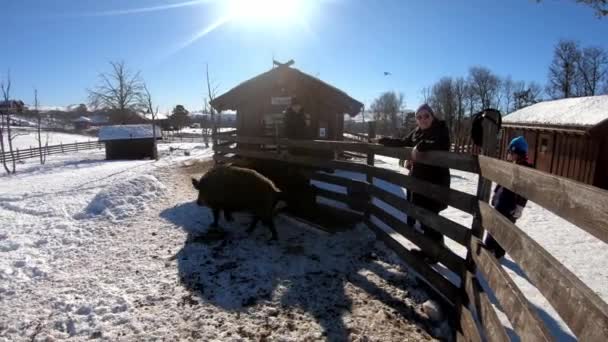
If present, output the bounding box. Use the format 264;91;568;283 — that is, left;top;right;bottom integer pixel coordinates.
503;95;608;128
73;116;92;122
98;124;160;141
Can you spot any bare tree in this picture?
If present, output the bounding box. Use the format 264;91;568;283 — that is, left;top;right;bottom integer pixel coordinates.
139;83;159;160
536;0;608;17
420;86;432;103
514;81;543;110
468;66;501;109
453;77;467;140
88;61;145;124
576;46;608;96
201;97;212;147
370;91;405;136
429;77;456;136
206;63;220;145
501;76;515;113
547;40;581;99
33;89;49;165
1;71;21;173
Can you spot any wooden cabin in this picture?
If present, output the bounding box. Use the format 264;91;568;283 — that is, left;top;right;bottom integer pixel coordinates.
98;124;161;160
500;95;608;189
210;62;363;145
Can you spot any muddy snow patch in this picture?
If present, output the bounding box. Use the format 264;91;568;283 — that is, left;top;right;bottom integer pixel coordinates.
76;175;166;221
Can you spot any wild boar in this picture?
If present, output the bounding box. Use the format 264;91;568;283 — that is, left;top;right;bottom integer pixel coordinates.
191;165;283;240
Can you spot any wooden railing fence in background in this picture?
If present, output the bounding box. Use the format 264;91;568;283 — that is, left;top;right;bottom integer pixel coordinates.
0;140;103;164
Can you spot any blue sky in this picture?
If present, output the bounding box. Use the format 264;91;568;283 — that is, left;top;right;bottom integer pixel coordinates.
2;0;607;113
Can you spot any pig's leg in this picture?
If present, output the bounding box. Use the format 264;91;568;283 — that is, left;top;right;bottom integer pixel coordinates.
246;216;259;233
210;208;220;228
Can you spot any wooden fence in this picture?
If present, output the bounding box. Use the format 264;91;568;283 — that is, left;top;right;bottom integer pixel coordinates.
0;140;104;164
212;121;608;341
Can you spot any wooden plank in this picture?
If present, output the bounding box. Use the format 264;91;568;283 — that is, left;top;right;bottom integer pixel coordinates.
470;238;553;341
371;166;477;215
463;272;509;342
311;172;360;188
231;136;480;172
479;201;608;340
315;187;347;200
369;204;466;276
214;146;371;174
370;185;470;246
459;305;483;342
364;218;460;305
478;155;608;244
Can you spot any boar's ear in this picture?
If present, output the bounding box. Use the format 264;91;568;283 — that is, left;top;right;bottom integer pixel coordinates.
191;178;199;190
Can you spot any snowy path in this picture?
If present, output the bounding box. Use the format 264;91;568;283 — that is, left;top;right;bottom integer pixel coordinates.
0;147;445;341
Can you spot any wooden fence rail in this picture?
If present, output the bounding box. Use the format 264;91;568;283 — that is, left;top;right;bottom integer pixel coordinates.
0;140;103;164
213;133;608;341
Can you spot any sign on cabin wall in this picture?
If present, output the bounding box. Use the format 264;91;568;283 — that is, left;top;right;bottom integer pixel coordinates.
271;96;292;106
319;120;328;139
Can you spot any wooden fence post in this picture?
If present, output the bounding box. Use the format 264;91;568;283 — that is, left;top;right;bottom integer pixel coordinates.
75;141;79;152
472;109;501;238
60;143;64;153
365;121;377;221
457;109;502;340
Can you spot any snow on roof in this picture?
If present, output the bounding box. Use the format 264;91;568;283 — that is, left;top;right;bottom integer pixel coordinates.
73;116;92;122
503;95;608;127
98;124;161;141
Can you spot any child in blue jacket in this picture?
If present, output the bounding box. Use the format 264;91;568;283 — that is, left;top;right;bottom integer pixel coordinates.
484;136;532;259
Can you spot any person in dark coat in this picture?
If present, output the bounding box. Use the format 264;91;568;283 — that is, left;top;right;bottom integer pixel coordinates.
283;98;309;155
284;98;307;140
377;103;451;250
484;136;532;259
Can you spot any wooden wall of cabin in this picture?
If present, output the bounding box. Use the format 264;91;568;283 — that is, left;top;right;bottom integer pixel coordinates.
550;133;597;184
500;127;599;186
593;136;608;189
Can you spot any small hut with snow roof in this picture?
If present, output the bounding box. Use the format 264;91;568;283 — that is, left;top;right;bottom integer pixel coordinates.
501;95;608;189
99;124;161;160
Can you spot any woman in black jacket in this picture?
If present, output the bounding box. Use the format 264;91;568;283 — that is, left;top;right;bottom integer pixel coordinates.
377;104;451;248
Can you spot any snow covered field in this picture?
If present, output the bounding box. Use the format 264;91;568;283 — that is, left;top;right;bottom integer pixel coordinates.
1;127;93;150
1;145;605;341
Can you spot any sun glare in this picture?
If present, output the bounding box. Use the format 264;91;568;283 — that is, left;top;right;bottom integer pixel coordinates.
225;0;307;25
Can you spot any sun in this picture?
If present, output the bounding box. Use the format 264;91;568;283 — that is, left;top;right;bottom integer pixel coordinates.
224;0;308;25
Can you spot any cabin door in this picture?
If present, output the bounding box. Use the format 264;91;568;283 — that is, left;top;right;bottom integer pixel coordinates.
535;133;554;172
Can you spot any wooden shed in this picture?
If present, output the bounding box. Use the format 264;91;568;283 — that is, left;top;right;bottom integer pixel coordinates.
210;62;363;143
500;95;608;189
99;124;161;160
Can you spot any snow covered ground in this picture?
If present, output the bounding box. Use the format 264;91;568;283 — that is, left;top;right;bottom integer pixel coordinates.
1;145;605;341
0;144;444;341
1;127;93;150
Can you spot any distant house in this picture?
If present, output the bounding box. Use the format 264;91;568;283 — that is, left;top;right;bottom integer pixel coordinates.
501;95;608;189
98;124;161;160
0;100;26;114
72;116;92;130
90;114;110;126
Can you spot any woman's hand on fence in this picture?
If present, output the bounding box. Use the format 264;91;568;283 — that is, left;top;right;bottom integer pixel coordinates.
411;146;419;161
